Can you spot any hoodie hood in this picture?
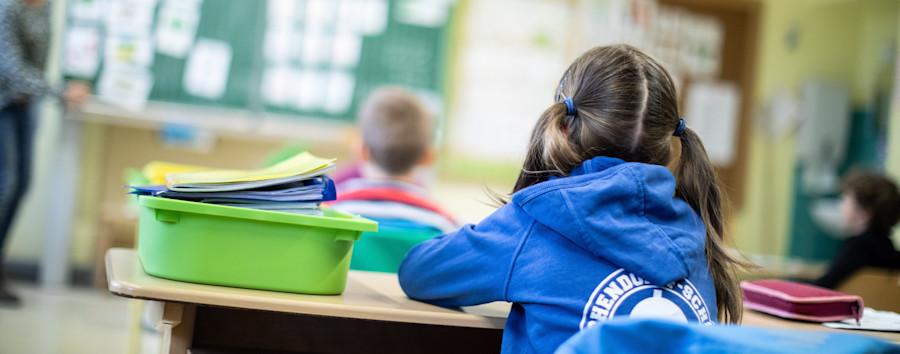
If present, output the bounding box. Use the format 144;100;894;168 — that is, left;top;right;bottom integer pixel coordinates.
511;156;706;286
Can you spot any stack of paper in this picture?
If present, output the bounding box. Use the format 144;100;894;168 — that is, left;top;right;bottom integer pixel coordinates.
129;152;337;216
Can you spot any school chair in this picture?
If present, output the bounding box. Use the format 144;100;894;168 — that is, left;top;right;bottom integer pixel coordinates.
837;267;900;313
349;219;441;273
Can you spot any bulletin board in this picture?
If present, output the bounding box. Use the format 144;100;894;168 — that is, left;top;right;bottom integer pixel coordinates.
62;0;455;122
571;0;761;210
657;0;762;210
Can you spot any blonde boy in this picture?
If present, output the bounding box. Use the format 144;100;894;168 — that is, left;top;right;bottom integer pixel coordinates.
333;87;456;236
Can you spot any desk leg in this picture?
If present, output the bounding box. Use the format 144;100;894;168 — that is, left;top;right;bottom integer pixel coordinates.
170;303;196;354
148;301;197;354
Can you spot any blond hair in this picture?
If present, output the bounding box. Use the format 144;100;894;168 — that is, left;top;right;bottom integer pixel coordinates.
358;87;433;175
515;44;744;323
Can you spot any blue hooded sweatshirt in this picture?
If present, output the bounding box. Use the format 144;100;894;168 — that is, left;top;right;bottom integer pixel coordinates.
398;156;718;354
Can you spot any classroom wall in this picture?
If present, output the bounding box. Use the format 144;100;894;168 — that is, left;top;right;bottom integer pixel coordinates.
733;0;899;257
854;0;899;107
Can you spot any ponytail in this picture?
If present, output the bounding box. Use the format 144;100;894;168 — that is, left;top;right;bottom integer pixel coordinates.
512;102;583;193
674;128;744;324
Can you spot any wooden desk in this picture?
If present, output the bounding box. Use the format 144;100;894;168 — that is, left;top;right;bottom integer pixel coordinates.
742;309;900;344
105;248;506;354
107;248;899;353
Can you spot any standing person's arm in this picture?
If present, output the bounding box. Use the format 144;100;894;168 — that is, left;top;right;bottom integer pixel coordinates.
398;203;530;307
0;1;55;101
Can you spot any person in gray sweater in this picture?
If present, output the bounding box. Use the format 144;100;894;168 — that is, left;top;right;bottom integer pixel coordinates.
0;0;89;306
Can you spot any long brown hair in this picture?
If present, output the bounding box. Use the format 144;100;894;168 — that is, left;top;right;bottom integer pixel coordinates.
513;44;743;323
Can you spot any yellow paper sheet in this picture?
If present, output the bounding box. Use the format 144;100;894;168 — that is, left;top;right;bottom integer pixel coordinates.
165;152;335;185
143;161;213;185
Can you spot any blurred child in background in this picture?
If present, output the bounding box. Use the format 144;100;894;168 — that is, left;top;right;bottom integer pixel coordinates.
813;172;900;289
330;87;456;247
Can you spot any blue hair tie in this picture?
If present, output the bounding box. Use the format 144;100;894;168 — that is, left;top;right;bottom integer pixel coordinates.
673;118;686;137
563;98;576;116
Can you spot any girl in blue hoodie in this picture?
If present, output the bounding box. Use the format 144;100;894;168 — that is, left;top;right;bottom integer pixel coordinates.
398;44;744;353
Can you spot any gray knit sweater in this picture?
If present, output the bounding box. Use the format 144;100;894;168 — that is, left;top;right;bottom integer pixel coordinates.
0;0;54;108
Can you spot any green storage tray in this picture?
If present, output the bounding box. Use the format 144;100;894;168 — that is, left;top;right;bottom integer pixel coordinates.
137;196;377;295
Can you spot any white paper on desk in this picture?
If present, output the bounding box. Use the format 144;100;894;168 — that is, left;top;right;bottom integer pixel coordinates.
294;70;326;110
261;66;302;106
324;70;355;114
105;31;154;68
63;26;101;78
336;0;387;35
263;26;294;63
106;0;157;33
684;81;741;166
183;39;232;100
331;32;361;68
300;30;333;65
824;308;900;332
154;1;202;58
97;67;154;112
395;0;451;27
70;0;106;22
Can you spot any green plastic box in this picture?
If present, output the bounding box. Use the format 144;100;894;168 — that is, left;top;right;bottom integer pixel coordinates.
137;196;378;295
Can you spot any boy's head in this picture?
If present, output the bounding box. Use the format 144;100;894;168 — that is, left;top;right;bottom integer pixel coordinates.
840;172;900;234
357;87;434;177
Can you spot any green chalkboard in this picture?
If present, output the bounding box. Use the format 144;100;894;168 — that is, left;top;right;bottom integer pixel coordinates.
149;0;263;110
65;0;454;122
264;18;452;122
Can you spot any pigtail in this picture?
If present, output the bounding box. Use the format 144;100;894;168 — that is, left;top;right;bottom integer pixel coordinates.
673;127;743;324
513;102;583;193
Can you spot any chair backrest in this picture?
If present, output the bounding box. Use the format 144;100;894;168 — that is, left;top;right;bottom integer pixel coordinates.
349;219;442;273
836;267;900;312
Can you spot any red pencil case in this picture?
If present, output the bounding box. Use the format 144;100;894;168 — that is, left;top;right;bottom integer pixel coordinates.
741;279;863;323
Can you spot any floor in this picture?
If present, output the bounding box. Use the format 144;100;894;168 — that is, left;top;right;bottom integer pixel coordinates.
0;281;160;354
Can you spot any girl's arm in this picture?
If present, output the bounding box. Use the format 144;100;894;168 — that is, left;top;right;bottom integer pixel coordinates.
398;203;530;307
